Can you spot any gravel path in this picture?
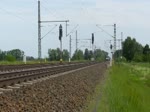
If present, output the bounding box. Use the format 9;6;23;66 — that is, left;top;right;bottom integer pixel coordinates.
0;63;107;112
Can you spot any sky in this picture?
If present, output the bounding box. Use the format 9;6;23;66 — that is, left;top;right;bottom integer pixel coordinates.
0;0;150;58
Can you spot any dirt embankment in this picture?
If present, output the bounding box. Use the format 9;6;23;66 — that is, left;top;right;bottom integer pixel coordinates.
0;63;107;112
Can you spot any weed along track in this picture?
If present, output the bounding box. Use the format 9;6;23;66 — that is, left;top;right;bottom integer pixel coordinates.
0;62;108;112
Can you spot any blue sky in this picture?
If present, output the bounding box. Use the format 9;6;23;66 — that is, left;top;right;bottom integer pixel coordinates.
0;0;150;58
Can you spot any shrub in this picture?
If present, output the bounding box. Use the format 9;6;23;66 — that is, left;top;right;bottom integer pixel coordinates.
133;53;143;62
6;54;16;62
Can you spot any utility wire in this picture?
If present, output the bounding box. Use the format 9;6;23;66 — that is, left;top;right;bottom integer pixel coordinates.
0;6;37;26
80;0;96;24
40;4;58;19
0;7;26;21
67;24;79;37
41;0;66;19
96;25;114;38
41;25;57;39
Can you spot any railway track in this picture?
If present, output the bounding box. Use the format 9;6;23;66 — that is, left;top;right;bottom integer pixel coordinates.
0;62;98;88
0;62;79;73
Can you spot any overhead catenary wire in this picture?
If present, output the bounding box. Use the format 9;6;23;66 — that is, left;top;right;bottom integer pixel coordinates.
40;1;60;19
0;6;37;27
67;24;79;37
80;0;96;25
96;25;114;38
41;25;57;39
41;0;66;19
40;4;59;19
0;7;26;22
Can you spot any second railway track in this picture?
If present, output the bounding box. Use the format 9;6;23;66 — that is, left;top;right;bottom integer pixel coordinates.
0;62;99;88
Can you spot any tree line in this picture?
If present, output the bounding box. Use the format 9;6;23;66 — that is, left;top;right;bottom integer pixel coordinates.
0;49;34;62
0;48;108;62
48;48;69;61
115;36;150;62
48;48;108;61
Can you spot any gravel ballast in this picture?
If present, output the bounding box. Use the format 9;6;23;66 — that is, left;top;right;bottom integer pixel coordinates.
0;63;107;112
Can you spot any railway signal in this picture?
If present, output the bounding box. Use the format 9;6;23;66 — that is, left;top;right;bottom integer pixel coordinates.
92;33;94;44
59;24;63;41
110;44;113;50
59;24;63;62
91;33;95;61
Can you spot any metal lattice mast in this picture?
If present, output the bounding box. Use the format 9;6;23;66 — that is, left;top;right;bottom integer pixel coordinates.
38;0;41;59
114;24;116;56
121;32;123;58
38;0;69;60
76;30;78;51
69;35;72;62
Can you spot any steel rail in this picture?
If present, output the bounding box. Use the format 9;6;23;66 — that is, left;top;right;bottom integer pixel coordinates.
0;62;97;88
0;62;80;73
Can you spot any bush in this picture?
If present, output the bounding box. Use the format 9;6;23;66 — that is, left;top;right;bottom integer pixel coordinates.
133;53;143;62
6;54;16;62
115;56;126;62
143;54;150;62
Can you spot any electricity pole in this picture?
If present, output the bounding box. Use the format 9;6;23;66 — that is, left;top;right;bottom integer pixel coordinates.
92;33;94;61
121;32;123;58
96;24;116;61
38;0;41;59
66;22;68;37
76;30;78;51
60;39;62;60
37;0;69;60
114;24;116;59
59;24;63;62
69;35;72;62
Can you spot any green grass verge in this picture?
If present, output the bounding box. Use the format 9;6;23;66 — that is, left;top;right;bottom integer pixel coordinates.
84;63;150;112
99;63;150;112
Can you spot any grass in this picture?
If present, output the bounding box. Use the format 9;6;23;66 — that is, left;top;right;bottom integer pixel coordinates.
84;63;150;112
100;63;150;112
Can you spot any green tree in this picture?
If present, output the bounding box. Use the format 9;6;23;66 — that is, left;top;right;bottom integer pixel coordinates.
94;49;108;61
0;50;6;61
26;56;35;61
123;37;134;61
133;53;143;62
7;49;24;61
143;44;150;62
62;49;69;61
84;48;89;60
72;50;84;61
48;48;69;61
143;44;150;55
6;54;16;62
84;49;94;60
48;49;57;61
122;37;143;62
114;50;122;59
89;50;93;60
56;48;61;61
